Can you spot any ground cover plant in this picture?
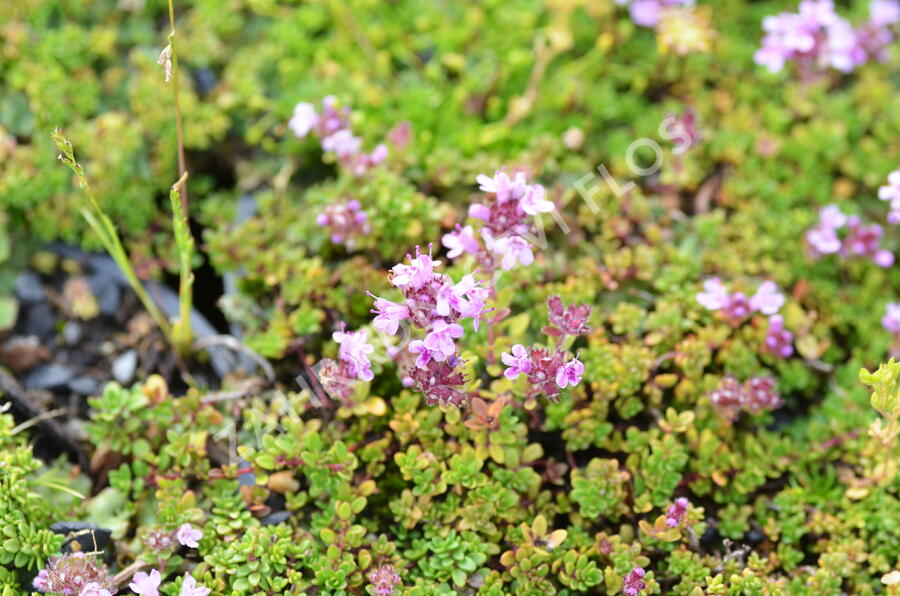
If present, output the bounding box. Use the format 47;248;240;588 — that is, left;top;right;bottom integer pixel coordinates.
2;0;900;594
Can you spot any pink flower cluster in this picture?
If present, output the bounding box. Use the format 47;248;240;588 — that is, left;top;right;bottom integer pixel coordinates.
370;246;489;406
317;199;370;249
665;497;690;527
33;553;115;595
502;345;584;401
318;323;376;403
883;302;900;336
144;523;203;552
367;564;401;596
754;0;899;75
709;376;782;421
442;168;554;272
129;570;209;596
623;566;647;596
289;97;388;176
614;0;694;27
697;279;785;322
544;295;592;337
879;169;900;224
764;314;794;359
806;204;894;267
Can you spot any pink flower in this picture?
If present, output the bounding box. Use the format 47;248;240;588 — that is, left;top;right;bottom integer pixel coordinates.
519;184;554;215
744;377;782;415
408;339;436;368
317;200;370;249
623;566;647;596
502;344;532;380
390;246;440;289
476;169;529;203
175;523;202;549
442;225;481;258
870;0;900;27
450;275;490;330
696;278;729;310
883;302;900;335
33;569;49;591
723;292;752;323
806;224;842;256
819;204;848;229
665;497;689;527
764;315;794;358
370;144;388;164
879;170;900;223
547;295;592;336
179;573;210;596
488;234;534;270
754;1;869;74
322;130;362;159
423;320;464;358
289;102;318;138
749;281;785;315
129;569;162;596
370;296;409;336
468;203;491;221
709;377;745;421
875;250;895;268
367;564;401;596
555;357;584;389
333;326;375;381
80;583;112;596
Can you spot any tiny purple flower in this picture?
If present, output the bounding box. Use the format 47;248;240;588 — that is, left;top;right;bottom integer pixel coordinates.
665;497;690;528
749;281;785;315
723;292;752;324
870;0;900;27
179;573;210;596
623;566;647;596
333;325;375;381
175;523;202;549
288;102;318;138
129;569;162;596
696;278;729;310
370;296;409;336
367;564;402;596
390;246;440;289
488;234;534;270
519;184;554;215
423;320;464;358
502;344;532;380
79;583;112;596
408;339;436;368
442;225;481;258
883;302;900;335
555;357;584;389
764;314;794;358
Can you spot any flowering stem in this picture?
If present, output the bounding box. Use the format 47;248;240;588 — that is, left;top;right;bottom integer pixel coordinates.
51;129;174;345
167;0;189;209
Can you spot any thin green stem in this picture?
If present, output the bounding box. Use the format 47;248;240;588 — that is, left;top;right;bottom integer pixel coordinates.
170;171;195;359
51;129;173;343
167;0;188;210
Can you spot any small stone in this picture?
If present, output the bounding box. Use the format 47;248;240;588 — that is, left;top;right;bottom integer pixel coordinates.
23;364;75;390
22;302;56;341
111;350;138;385
68;376;99;396
62;321;82;345
259;511;291;527
87;273;121;316
14;272;45;303
0;336;50;374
